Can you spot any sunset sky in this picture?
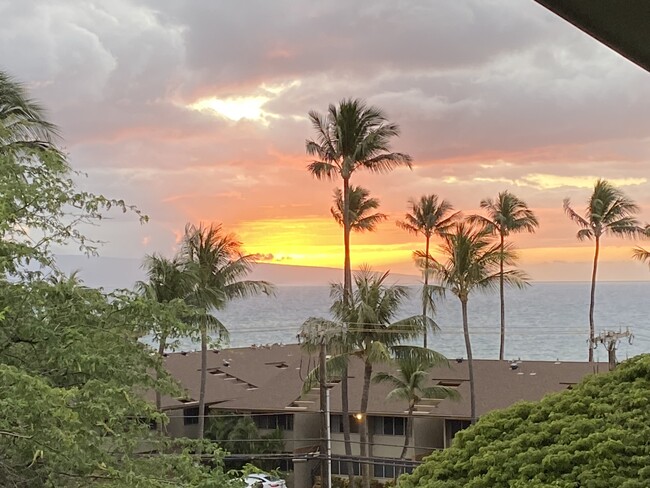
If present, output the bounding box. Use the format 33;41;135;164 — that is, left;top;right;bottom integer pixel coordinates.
3;0;650;281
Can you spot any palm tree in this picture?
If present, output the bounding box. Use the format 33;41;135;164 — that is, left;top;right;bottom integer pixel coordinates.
306;98;412;298
469;191;538;360
333;268;424;488
633;247;650;266
306;99;411;470
137;254;193;413
182;223;274;439
373;347;458;461
429;221;526;423
0;70;60;156
564;180;641;362
397;195;458;348
331;185;387;232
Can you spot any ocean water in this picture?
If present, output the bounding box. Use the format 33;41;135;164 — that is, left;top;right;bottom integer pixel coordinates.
168;282;650;362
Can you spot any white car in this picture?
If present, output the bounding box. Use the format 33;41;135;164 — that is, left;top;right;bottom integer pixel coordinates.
244;473;287;488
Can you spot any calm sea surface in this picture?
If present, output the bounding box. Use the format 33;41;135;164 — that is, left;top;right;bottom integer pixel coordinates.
166;282;650;362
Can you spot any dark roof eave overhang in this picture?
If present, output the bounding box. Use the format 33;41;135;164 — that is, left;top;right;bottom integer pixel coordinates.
534;0;650;72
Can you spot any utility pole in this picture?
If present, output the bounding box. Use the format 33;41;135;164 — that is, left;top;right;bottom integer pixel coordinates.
592;328;633;371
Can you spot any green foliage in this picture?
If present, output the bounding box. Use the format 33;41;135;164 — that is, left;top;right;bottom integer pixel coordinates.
205;415;285;471
397;355;650;488
0;70;240;487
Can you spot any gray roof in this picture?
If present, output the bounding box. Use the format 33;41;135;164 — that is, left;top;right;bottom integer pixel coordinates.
159;343;606;418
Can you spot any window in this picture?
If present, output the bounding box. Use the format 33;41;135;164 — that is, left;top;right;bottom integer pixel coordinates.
330;415;359;434
445;419;471;447
373;460;415;479
183;407;199;425
253;414;293;431
372;416;405;436
331;459;360;476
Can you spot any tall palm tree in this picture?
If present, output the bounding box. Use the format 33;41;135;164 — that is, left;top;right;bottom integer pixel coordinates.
373;347;458;461
306;98;412;298
429;221;526;423
306;99;411;470
182;223;274;439
331;185;387;232
469;191;538;360
564;180;640;362
397;195;458;348
137;254;193;413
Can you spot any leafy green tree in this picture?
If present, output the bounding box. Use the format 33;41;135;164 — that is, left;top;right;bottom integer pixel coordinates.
429;221;526;423
564;179;641;362
0;70;240;487
0;72;144;273
397;195;458;349
397;354;650;488
469;191;538;360
373;348;458;460
182;223;274;439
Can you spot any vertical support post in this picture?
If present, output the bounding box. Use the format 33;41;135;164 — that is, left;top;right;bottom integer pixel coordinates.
325;385;332;488
319;335;330;488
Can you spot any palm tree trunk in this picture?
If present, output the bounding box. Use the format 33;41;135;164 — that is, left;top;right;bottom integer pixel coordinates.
197;325;208;439
341;175;354;481
155;332;168;434
341;366;354;485
343;177;352;300
400;403;414;459
499;234;505;361
359;358;373;488
461;297;476;424
422;235;430;349
588;237;600;363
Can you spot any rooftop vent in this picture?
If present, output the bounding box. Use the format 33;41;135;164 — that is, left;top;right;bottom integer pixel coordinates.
437;380;462;388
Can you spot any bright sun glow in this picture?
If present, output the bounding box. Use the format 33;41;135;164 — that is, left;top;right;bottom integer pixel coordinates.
189;96;272;123
187;80;302;124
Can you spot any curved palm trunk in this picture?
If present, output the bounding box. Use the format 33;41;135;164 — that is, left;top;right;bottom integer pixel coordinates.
461;298;476;424
155;332;168;434
499;234;505;361
588;236;600;363
197;325;208;440
400;402;414;459
359;358;373;488
422;235;430;349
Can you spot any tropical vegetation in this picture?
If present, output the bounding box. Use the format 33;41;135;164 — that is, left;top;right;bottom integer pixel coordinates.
428;221;527;423
397;195;458;349
469;191;538;360
397;354;650;488
564;179;641;362
307;99;412;481
0;70;240;487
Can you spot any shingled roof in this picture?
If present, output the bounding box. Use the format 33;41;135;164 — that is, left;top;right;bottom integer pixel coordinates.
159;344;606;419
